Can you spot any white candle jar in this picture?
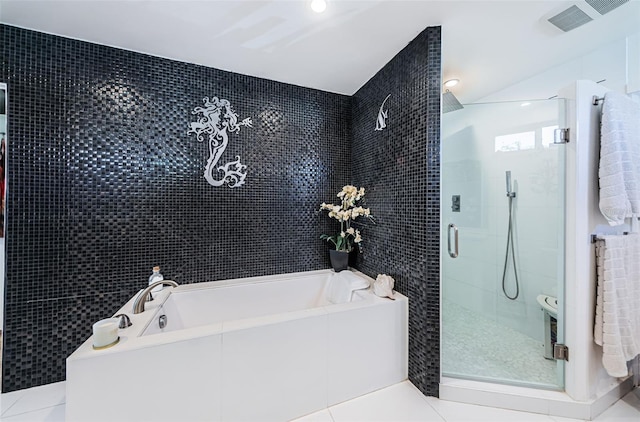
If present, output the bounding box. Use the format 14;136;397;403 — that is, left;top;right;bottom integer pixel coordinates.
92;318;120;349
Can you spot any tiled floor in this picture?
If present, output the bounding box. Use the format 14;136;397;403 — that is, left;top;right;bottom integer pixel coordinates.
0;380;638;421
442;302;558;387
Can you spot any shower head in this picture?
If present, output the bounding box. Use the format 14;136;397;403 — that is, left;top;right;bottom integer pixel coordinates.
442;90;464;114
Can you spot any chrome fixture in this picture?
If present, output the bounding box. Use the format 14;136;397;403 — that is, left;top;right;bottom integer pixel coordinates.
442;90;464;113
451;195;460;212
132;280;179;314
553;128;570;144
447;223;459;258
113;313;132;329
505;170;516;198
158;314;168;329
501;171;519;300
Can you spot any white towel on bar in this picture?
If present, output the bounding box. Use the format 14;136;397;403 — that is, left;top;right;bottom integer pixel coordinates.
598;91;640;227
594;234;640;377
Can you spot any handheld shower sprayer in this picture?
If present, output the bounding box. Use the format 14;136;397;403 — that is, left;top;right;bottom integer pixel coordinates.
505;170;516;197
502;170;519;300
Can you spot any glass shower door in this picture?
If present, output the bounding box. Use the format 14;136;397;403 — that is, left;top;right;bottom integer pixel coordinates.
441;99;566;389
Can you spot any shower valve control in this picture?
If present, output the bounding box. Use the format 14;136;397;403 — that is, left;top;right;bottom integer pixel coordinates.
452;195;460;212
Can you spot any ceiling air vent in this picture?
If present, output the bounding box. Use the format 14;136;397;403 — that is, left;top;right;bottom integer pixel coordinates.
547;5;593;32
585;0;629;15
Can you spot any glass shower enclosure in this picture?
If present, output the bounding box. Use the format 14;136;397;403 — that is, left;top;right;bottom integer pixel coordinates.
441;98;566;390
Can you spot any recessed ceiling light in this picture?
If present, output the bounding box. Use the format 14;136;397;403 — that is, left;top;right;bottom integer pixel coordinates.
444;79;459;88
311;0;327;13
521;102;531;107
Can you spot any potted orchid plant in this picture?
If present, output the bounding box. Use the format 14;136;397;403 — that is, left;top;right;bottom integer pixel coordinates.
319;185;373;271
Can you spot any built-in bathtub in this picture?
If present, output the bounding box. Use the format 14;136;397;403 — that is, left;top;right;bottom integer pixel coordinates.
66;269;408;422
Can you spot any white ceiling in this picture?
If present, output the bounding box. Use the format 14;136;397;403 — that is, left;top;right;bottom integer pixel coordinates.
0;0;639;102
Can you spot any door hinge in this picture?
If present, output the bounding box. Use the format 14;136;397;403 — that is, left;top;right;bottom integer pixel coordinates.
554;128;570;144
553;343;569;361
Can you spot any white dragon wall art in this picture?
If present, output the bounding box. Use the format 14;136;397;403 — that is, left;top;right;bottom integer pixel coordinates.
187;96;253;188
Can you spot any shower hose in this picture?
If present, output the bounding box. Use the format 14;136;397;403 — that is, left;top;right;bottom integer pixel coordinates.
501;194;519;300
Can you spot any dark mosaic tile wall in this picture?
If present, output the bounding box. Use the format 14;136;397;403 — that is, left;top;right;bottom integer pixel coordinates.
351;26;441;397
0;24;352;392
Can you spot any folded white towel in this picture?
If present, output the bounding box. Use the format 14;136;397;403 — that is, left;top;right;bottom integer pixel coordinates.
598;91;640;226
594;234;640;377
326;271;370;304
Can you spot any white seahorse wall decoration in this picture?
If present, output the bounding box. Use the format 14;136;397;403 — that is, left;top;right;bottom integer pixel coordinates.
375;94;391;131
187;96;253;188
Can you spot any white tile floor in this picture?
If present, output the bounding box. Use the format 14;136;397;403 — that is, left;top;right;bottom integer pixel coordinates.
0;380;638;421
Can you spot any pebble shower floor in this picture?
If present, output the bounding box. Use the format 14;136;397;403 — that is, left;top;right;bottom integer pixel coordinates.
442;301;558;387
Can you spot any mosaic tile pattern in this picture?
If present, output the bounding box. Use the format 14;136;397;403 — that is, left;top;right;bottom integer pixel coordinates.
0;24;352;392
351;26;441;397
1;23;443;394
442;301;558;387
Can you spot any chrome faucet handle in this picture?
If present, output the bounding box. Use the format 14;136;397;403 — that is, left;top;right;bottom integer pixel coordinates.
113;313;132;329
146;291;154;302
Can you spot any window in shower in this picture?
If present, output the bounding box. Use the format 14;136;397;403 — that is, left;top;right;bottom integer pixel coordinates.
494;130;535;152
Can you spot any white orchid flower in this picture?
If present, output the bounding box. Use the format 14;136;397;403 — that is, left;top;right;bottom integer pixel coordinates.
320;186;372;252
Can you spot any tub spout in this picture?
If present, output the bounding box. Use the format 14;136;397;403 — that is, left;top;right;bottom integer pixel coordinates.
133;280;179;314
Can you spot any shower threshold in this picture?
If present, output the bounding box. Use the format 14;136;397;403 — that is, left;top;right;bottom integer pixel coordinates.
439;376;635;420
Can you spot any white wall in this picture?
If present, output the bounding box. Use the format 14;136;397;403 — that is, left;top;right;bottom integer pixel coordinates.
478;32;638;103
626;33;640;94
560;80;630;402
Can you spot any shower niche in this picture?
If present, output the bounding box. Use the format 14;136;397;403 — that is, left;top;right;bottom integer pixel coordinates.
441;98;566;390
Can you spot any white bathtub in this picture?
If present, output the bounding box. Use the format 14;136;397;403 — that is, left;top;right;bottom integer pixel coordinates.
66;269;408;422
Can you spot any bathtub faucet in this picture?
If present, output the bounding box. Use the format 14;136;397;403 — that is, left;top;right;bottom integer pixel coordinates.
133;280;179;314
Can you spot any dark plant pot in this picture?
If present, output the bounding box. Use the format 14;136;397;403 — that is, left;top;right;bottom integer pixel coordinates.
329;249;350;272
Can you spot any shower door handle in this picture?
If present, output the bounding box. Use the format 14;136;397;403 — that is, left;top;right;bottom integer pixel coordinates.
448;223;459;258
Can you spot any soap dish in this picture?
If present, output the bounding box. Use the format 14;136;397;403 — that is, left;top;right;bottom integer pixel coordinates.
92;336;120;350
